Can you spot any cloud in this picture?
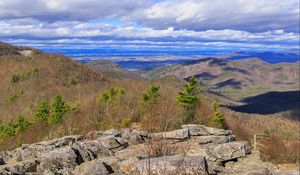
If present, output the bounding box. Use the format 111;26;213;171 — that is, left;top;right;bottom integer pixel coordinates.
130;0;300;32
0;0;151;21
0;0;299;53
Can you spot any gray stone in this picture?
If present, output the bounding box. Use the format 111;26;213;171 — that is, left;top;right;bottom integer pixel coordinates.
77;140;113;157
181;124;232;136
73;159;112;175
197;135;235;144
97;136;124;150
104;129;122;137
1;159;39;174
151;129;190;140
36;147;79;173
115;144;148;161
208;141;251;162
133;156;209;175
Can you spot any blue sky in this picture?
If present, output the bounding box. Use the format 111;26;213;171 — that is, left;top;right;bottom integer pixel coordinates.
0;0;299;57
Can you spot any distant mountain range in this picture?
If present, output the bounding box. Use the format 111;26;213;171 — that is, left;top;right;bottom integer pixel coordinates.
142;57;299;99
111;50;299;70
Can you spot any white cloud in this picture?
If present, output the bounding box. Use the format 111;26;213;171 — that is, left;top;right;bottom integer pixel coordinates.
130;0;299;32
0;0;298;52
0;0;151;21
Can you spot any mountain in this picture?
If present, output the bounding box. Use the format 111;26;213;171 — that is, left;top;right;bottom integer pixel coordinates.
0;42;298;166
223;50;300;63
143;57;299;99
86;60;142;79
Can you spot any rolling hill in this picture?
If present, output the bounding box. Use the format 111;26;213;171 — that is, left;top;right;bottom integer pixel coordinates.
0;42;298;166
143;57;299;99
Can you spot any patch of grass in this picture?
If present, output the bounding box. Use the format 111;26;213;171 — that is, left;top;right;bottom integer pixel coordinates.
11;68;38;84
5;90;24;104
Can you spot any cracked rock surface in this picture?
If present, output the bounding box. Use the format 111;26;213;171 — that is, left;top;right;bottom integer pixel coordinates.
0;124;297;175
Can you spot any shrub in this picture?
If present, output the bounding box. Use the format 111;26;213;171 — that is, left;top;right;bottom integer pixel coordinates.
212;101;225;127
5;91;24;104
99;87;125;104
120;116;132;128
176;76;201;124
11;74;20;83
48;95;70;125
0;117;30;139
98;87;126;129
34;100;50;121
142;83;160;104
260;136;300;164
10;68;38;84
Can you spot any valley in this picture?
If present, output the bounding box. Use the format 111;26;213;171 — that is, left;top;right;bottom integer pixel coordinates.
0;42;299;174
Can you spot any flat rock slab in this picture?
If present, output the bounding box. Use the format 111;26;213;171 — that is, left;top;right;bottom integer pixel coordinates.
73;158;113;175
36;147;79;173
181;124;232;136
151;129;190;140
133;156;209;175
208;141;251;162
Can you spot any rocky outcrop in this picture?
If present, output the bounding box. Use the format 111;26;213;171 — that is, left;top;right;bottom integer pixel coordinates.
0;124;295;175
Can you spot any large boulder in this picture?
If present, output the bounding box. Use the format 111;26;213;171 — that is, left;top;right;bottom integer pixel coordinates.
36;147;79;173
133;156;209;175
121;128;148;146
151;129;190;140
197;135;235;145
97;136;125;150
75;140;113;158
208;141;251;162
181;124;232;136
73;158;113;175
0;159;39;174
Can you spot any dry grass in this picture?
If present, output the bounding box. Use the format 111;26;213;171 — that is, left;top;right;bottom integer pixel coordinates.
0;51;299;165
259;136;300;164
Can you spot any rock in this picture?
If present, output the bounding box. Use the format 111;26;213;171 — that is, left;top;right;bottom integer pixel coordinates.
0;159;39;174
0;124;286;175
85;131;104;140
115;144;148;161
36;147;79;173
76;140;113;157
73;158;113;175
181;124;210;136
72;143;95;162
0;158;5;165
181;124;231;136
151;129;190;140
133;156;209;175
208;141;251;162
97;136;124;150
118;157;140;174
104;129;122;137
197;135;235;144
13;135;84;161
121;128;147;146
100;156;120;172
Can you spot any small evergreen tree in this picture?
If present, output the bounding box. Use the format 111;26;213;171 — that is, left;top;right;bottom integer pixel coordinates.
99;87;125;105
142;84;160;104
212;101;225;127
176;76;201;123
15;116;30;133
34;100;50;121
98;87;126;128
48;95;70;125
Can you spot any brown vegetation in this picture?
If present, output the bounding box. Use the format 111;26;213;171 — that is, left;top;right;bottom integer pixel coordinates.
0;43;299;165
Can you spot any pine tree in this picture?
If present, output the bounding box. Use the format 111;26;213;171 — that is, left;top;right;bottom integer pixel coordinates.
176;76;201;123
142;83;160;104
212;101;225;127
48;95;70;125
34;100;49;121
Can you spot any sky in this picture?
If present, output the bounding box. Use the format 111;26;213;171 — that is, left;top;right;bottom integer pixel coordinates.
0;0;299;58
